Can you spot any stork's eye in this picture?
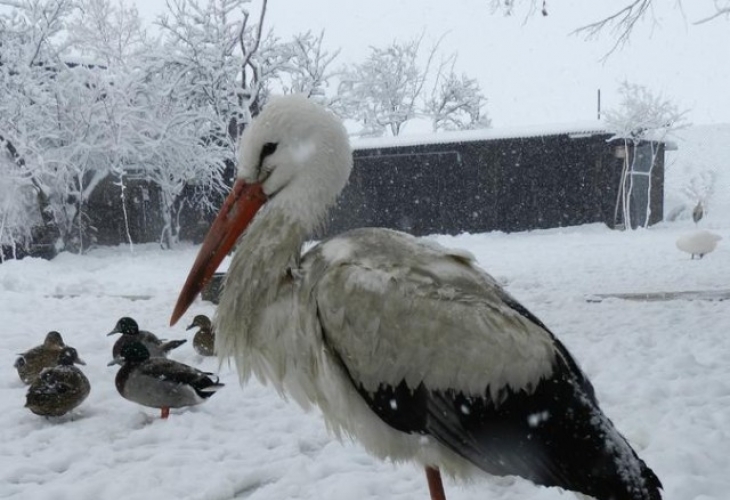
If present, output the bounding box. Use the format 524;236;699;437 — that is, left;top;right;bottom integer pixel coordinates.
259;142;278;164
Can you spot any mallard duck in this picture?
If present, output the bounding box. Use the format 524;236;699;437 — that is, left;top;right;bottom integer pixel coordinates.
25;347;90;417
108;341;224;418
107;317;186;358
186;314;215;356
676;230;722;259
15;331;77;384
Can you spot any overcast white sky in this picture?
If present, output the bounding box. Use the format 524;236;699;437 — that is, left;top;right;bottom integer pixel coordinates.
132;0;730;129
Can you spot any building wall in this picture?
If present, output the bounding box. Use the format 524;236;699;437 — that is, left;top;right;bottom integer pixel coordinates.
81;134;666;248
323;133;650;237
87;175;165;246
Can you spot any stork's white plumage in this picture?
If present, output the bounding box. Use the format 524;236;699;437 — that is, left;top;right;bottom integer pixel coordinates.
171;95;663;500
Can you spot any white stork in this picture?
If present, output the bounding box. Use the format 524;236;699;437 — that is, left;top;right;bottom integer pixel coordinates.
171;95;663;500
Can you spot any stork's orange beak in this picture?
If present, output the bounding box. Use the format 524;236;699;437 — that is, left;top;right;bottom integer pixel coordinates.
170;180;267;326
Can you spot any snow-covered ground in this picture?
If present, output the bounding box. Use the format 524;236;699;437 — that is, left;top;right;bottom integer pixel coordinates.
1;122;728;500
1;210;728;499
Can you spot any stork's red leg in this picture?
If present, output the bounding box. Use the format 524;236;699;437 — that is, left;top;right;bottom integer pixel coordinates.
425;466;446;500
161;407;170;419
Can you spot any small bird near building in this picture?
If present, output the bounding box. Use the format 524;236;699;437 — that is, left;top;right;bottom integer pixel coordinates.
15;331;77;384
692;200;704;224
107;317;186;359
25;347;90;417
108;341;224;419
171;95;663;500
676;229;722;259
187;314;216;356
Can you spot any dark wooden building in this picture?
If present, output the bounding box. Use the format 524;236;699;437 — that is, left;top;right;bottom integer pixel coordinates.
86;172;224;247
4;122;667;261
324;123;666;237
87;172;166;246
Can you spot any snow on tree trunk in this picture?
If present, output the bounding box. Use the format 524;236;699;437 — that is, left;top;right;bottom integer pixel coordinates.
115;173;135;253
604;81;687;229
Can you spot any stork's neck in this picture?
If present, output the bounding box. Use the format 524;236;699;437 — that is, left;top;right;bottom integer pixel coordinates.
231;206;308;290
216;205;309;375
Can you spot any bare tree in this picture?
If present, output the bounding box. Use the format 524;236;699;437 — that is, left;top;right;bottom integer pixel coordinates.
571;0;655;58
0;151;41;259
694;1;730;23
0;0;348;255
41;64;117;252
336;35;439;137
131;94;229;249
488;1;730;56
156;0;268;143
0;0;236;252
425;57;491;132
604;81;688;228
146;0;277;247
0;0;88;253
235;0;268;125
274;30;340;102
67;0;151;66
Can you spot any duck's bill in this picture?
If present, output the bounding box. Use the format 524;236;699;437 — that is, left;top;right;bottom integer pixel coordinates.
170;180;267;326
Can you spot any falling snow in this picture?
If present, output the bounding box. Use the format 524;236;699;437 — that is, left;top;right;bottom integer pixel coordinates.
1;211;728;499
527;410;550;428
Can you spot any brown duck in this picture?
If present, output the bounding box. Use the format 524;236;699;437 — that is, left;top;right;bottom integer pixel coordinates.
108;317;186;359
187;314;215;356
15;331;78;384
25;347;90;417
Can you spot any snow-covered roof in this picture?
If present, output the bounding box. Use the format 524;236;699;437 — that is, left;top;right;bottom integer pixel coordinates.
351;121;610;150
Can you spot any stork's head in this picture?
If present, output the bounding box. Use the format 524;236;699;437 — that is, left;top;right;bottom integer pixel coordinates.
237;95;352;218
170;95;352;326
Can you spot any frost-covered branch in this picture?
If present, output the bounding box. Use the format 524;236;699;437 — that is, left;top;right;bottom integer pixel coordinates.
604;81;688;229
336;34;441;137
273;30;340;101
425;56;491;131
694;1;730;23
68;0;150;66
572;0;655;59
487;1;730;56
604;81;688;141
